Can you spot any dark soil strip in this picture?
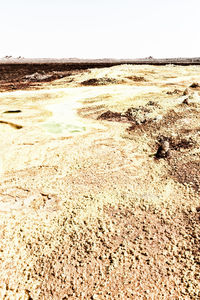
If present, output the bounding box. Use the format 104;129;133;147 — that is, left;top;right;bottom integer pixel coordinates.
0;120;23;129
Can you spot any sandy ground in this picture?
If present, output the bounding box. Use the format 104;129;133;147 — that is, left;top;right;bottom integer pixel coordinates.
0;64;200;299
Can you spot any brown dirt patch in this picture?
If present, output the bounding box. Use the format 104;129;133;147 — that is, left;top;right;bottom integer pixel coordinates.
126;107;200;192
170;159;200;192
97;110;125;122
126;75;146;81
81;77;124;86
156;135;196;151
166;88;182;95
97;105;156;124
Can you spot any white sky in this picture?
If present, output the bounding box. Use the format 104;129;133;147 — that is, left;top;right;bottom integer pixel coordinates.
0;0;200;59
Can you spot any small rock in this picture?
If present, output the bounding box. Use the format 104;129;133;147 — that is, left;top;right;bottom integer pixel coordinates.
183;88;190;96
182;98;189;105
167;89;181;95
196;207;200;212
146;101;155;106
3;110;22;114
155;141;170;159
190;82;199;88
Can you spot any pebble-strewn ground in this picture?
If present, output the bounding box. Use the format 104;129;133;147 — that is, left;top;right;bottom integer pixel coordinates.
0;64;199;299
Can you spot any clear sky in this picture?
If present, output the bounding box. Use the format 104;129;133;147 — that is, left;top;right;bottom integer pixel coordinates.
0;0;200;59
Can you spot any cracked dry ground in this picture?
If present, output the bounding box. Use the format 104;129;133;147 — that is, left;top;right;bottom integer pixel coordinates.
0;64;200;299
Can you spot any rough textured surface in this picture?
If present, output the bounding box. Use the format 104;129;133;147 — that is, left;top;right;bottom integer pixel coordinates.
0;64;200;299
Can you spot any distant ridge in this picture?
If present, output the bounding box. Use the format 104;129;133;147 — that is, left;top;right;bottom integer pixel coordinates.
0;57;200;65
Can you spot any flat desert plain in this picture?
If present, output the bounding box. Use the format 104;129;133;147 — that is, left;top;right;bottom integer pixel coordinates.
0;64;200;299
